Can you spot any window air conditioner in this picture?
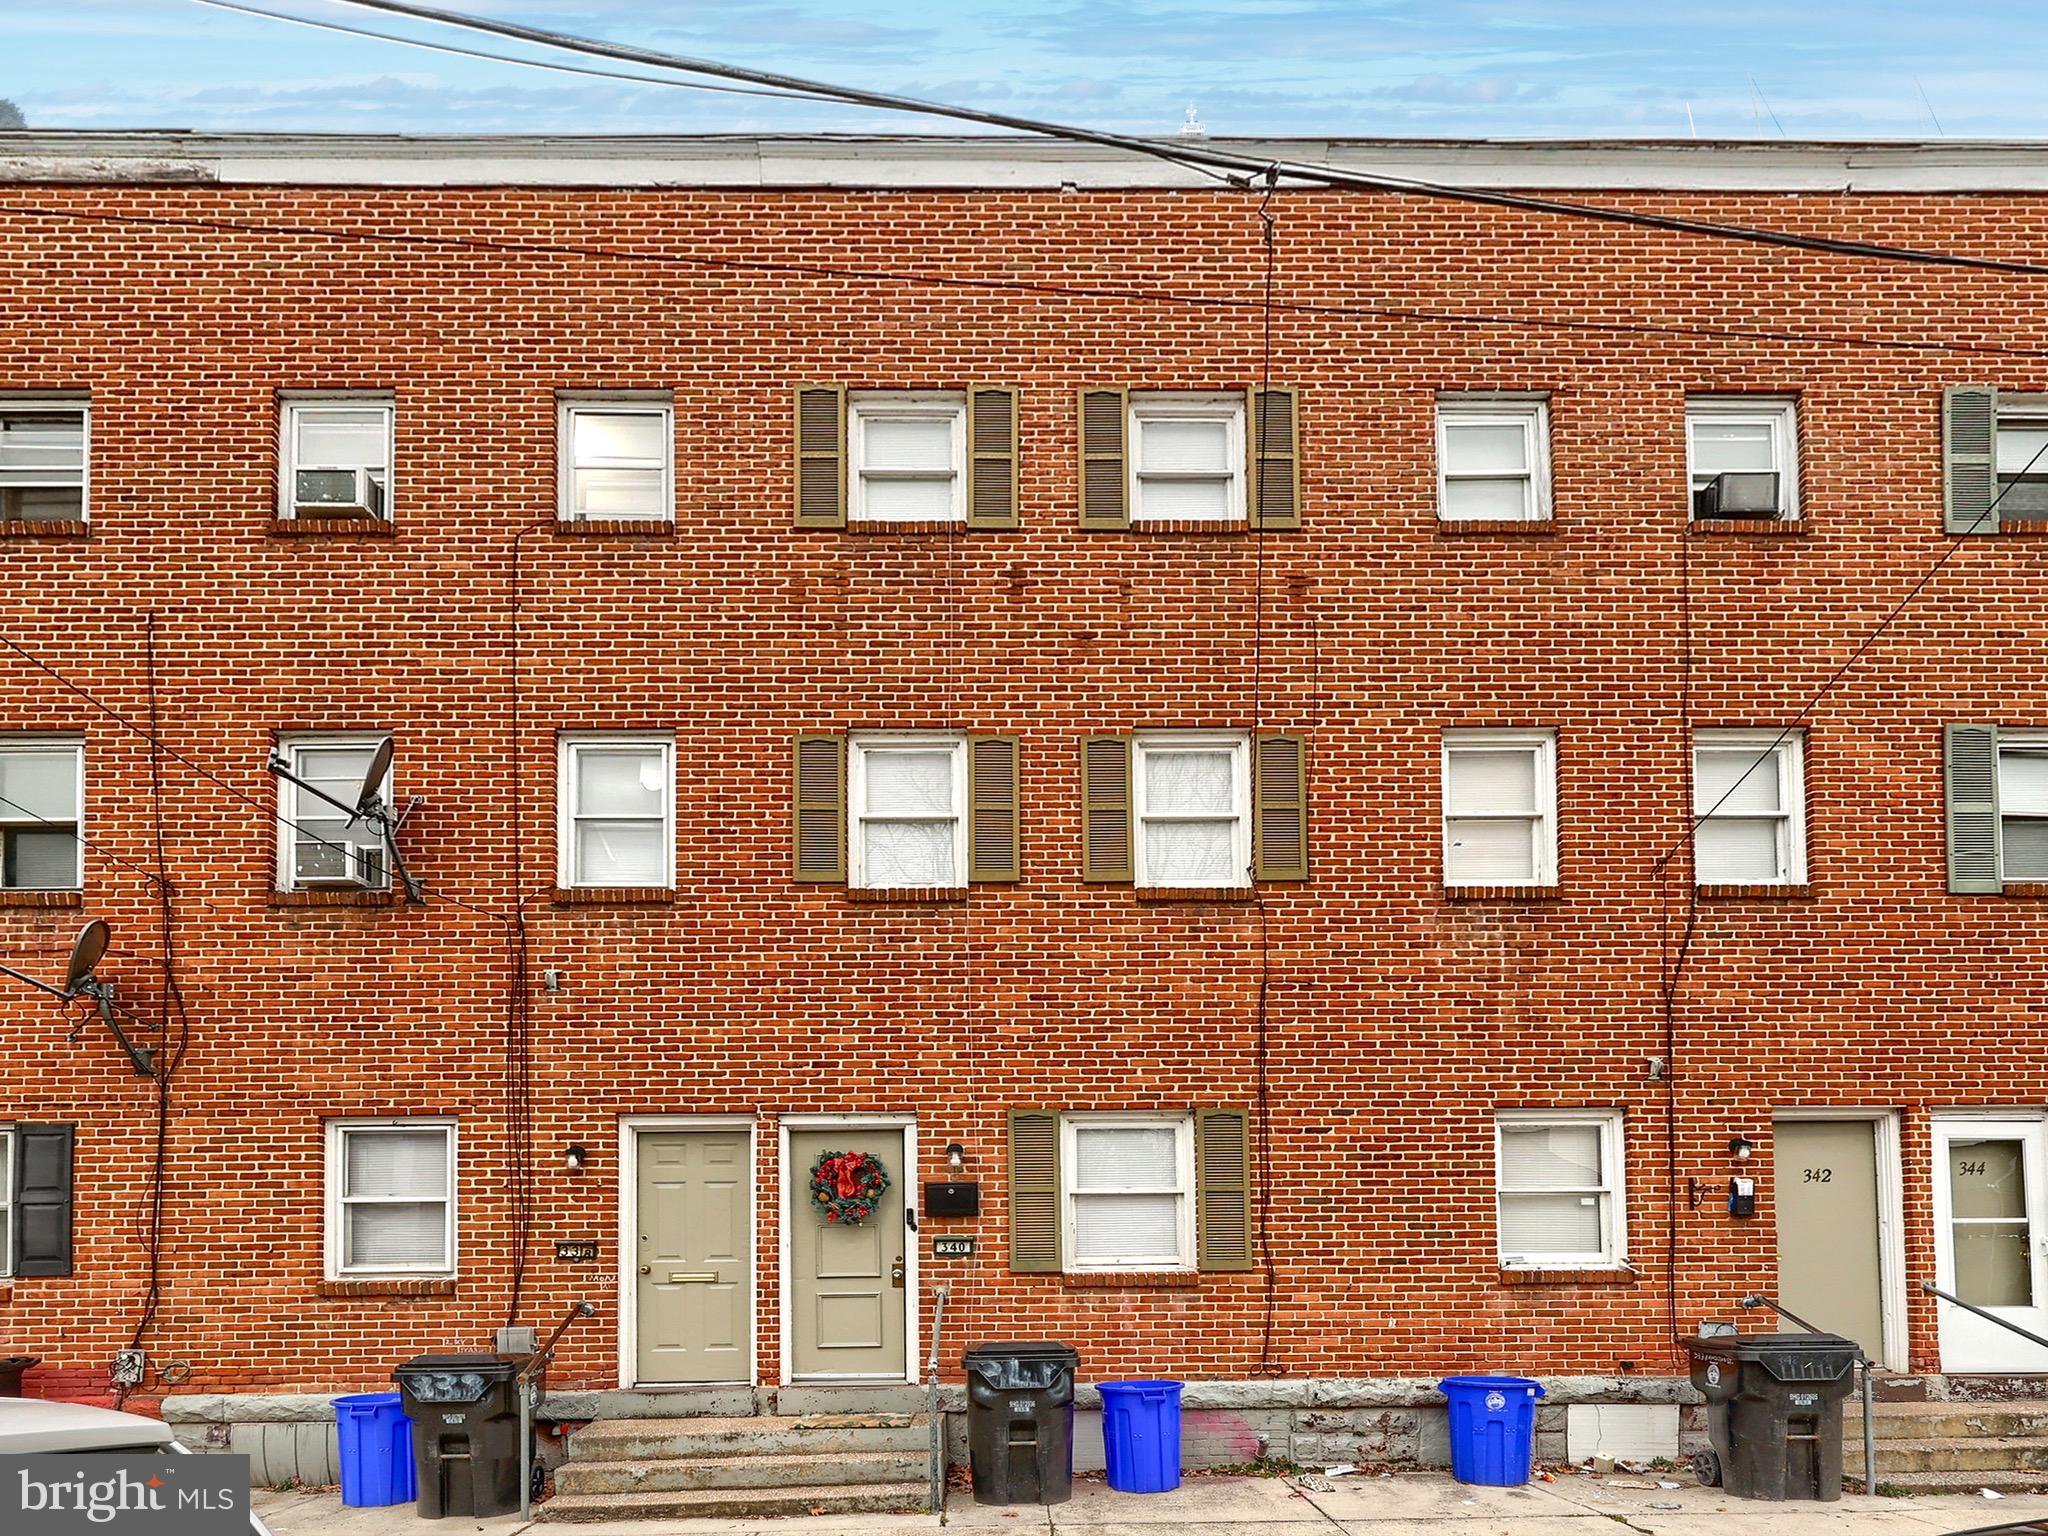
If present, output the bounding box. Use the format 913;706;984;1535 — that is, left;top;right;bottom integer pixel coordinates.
1692;471;1781;520
294;467;387;519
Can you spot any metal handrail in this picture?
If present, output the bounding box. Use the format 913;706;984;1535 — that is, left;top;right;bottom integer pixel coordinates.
1923;1280;2048;1351
520;1301;599;1520
927;1285;951;1516
1738;1294;1875;1492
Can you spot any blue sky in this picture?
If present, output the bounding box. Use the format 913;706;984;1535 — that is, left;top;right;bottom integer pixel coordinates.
3;1;2045;140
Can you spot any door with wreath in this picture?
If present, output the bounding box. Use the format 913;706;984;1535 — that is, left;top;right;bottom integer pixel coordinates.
787;1126;908;1380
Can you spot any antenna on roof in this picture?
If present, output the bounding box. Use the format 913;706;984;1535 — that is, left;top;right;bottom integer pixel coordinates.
268;739;425;903
0;918;155;1076
1180;104;1206;138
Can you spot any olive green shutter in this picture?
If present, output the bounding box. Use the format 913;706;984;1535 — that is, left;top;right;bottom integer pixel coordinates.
14;1123;75;1277
1195;1107;1254;1271
1247;386;1301;530
792;733;846;881
1946;723;2002;893
1008;1109;1061;1272
795;385;847;528
1253;733;1308;881
1078;388;1129;530
968;386;1020;530
1945;386;1999;535
968;734;1021;882
1081;735;1133;882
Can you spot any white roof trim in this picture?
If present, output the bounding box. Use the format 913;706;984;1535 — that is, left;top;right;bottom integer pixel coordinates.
7;132;2048;192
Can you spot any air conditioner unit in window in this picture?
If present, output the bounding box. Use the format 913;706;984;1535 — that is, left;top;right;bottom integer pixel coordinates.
1692;471;1781;520
296;841;387;889
294;467;386;519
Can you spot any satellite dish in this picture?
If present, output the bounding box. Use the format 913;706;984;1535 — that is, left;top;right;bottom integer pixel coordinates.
64;918;110;993
354;738;395;817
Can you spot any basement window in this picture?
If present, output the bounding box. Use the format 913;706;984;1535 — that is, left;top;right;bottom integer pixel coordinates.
1061;1114;1195;1273
326;1119;456;1279
1497;1111;1625;1270
0;402;88;523
0;742;83;891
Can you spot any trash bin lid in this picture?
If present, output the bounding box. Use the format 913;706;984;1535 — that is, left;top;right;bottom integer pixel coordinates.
394;1352;526;1377
963;1342;1079;1363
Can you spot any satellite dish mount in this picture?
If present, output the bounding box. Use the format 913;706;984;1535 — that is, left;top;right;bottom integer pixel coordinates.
0;918;155;1077
268;738;424;903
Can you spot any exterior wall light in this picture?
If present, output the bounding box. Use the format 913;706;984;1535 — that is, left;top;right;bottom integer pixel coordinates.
1728;1135;1756;1162
564;1144;588;1172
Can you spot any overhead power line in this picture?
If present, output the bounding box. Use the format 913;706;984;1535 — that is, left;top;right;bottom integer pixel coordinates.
299;0;2048;278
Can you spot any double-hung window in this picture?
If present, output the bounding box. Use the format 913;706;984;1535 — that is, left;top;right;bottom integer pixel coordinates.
849;393;965;523
1134;732;1250;889
0;741;83;891
1129;394;1244;523
559;398;673;523
0;1126;14;1279
1693;731;1806;885
558;734;675;889
326;1119;456;1278
1442;731;1556;887
277;735;390;891
1687;397;1799;520
281;397;393;520
1436;398;1551;522
1999;736;2048;881
848;734;967;890
1496;1111;1625;1270
1061;1114;1195;1273
0;401;88;522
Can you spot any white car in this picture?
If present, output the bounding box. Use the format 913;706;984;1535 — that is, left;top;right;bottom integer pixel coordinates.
0;1396;274;1535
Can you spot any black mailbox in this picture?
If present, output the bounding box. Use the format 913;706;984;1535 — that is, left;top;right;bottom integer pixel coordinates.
924;1181;980;1217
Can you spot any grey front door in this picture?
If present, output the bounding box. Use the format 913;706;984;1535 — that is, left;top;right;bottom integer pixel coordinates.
1775;1119;1885;1363
635;1129;752;1384
788;1127;908;1380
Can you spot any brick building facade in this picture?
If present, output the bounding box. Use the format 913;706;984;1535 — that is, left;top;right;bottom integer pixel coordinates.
0;133;2045;1443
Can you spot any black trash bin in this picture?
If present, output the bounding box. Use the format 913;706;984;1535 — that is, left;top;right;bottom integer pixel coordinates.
964;1342;1079;1505
0;1356;39;1397
1687;1332;1861;1501
392;1352;533;1518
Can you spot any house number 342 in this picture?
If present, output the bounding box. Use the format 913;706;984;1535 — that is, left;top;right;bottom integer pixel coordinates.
1802;1168;1833;1183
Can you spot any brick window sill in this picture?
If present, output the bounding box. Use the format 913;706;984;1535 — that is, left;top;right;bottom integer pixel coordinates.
2000;522;2048;537
845;520;969;536
0;890;83;909
1697;883;1813;900
271;889;403;908
846;886;969;904
270;517;396;539
552;886;676;906
1442;885;1564;902
2000;883;2048;899
1437;519;1555;537
1063;1271;1200;1291
557;518;674;538
1135;886;1257;903
0;520;89;540
1691;519;1807;537
1129;518;1248;536
1498;1266;1635;1287
318;1278;457;1299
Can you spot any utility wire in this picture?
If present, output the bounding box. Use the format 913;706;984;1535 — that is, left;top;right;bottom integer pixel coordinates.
305;0;2048;279
9;202;2048;364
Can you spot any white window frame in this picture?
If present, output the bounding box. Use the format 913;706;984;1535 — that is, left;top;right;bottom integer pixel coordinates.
557;397;674;524
1060;1112;1197;1274
278;395;394;521
1435;396;1552;523
848;392;966;524
1692;729;1807;885
556;732;677;890
1997;731;2048;881
0;398;90;524
1128;392;1246;524
275;732;392;893
324;1118;457;1280
1495;1110;1627;1271
0;739;84;893
1685;396;1800;521
0;1124;15;1281
1133;731;1252;890
847;732;968;891
1442;729;1558;888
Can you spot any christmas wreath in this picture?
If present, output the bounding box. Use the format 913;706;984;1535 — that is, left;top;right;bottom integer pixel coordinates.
810;1149;890;1225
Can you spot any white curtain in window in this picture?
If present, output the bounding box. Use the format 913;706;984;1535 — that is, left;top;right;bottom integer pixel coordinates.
1694;746;1786;882
570;411;665;517
859;748;957;887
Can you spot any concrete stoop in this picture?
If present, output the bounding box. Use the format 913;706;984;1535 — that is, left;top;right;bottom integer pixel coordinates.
537;1412;931;1523
1847;1400;2048;1495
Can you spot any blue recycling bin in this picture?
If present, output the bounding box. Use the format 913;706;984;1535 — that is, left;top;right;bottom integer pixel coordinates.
1098;1380;1183;1493
334;1392;416;1507
1438;1375;1544;1486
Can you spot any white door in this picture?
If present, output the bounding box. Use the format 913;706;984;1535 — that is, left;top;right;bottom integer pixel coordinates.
1933;1118;2048;1372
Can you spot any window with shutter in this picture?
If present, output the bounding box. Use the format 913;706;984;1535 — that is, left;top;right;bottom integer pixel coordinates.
849;393;965;523
795;385;848;528
1134;732;1251;889
1060;1114;1195;1272
1496;1111;1624;1269
793;734;848;882
1692;730;1806;885
1947;724;2003;893
1248;386;1301;530
1195;1107;1254;1271
1999;735;2048;882
0;741;82;892
849;734;967;890
1008;1110;1061;1273
558;734;675;890
1128;394;1244;523
326;1119;456;1278
1443;730;1557;887
1253;733;1308;881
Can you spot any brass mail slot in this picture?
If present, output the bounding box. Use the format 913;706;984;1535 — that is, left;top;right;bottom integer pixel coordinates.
667;1271;718;1284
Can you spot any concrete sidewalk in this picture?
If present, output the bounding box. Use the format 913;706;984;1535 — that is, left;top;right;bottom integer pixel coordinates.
254;1472;2048;1535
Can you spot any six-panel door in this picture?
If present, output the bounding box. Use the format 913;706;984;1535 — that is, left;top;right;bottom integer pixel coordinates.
635;1129;752;1385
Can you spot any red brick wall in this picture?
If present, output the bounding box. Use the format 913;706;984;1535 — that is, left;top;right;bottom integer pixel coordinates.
0;178;2043;1402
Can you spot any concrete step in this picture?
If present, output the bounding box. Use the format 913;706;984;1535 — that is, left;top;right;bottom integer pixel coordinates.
535;1481;930;1522
554;1449;927;1496
1846;1401;2048;1440
564;1412;927;1463
1846;1436;2048;1474
1848;1468;2048;1496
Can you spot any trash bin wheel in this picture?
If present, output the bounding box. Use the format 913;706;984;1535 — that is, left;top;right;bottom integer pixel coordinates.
531;1463;546;1501
1691;1450;1722;1488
